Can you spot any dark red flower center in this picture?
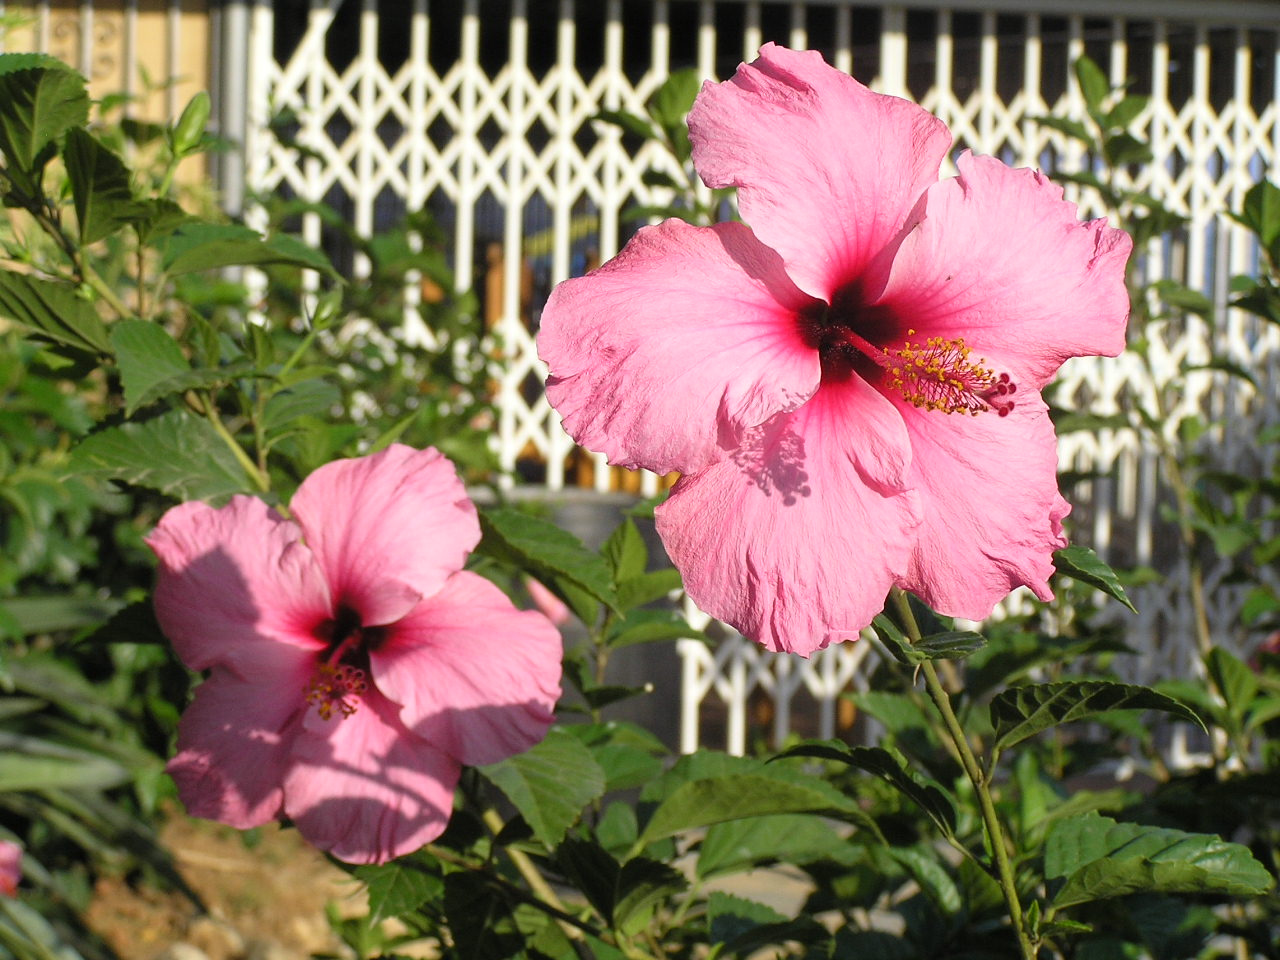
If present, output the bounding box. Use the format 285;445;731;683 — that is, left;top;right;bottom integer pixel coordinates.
304;606;386;720
801;286;1017;417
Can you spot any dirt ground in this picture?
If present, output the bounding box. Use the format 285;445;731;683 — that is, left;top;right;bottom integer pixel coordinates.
86;813;362;960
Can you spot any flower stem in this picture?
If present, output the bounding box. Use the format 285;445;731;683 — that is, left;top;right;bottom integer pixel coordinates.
889;588;1036;960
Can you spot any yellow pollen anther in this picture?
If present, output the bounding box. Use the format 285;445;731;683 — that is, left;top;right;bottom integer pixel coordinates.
305;663;368;720
879;335;1017;417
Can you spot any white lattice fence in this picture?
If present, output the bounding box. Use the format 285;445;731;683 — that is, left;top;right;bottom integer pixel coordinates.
239;0;1280;753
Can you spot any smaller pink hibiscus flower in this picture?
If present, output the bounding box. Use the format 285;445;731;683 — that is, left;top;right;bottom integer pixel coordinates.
147;444;563;864
0;841;20;897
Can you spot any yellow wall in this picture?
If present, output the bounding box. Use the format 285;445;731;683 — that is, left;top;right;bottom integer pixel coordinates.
2;1;212;125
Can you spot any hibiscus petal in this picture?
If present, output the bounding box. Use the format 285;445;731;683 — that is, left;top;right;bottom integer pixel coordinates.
167;657;311;830
689;43;951;302
371;571;561;766
873;151;1132;388
283;689;459;864
656;376;921;655
147;497;330;675
540;218;822;476
290;445;480;626
894;392;1068;619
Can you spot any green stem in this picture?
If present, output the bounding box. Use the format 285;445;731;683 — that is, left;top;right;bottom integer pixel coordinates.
191;391;270;493
890;588;1035;960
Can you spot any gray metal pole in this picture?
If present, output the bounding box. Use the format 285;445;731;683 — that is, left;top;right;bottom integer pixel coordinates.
217;0;250;218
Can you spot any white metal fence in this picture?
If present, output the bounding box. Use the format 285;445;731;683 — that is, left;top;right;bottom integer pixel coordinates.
223;0;1280;753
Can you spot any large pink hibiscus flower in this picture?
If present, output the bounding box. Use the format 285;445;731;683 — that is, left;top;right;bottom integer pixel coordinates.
538;44;1131;655
147;444;562;863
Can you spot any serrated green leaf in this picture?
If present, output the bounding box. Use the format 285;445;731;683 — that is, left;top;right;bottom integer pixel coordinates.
159;222;336;276
613;858;687;936
80;599;166;647
480;728;605;848
555;836;621;920
69;408;252;500
776;742;956;836
0;272;110;354
478;509;619;614
991;681;1205;755
914;630;986;661
442;872;523;960
889;846;962;915
1053;545;1137;613
1074;56;1110;111
1046;812;1274;908
110;319;190;415
354;860;441;925
707;890;787;945
263;377;340;432
0;61;88;188
64;127;150;244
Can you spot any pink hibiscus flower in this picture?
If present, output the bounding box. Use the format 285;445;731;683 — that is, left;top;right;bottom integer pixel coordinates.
147;444;562;863
538;44;1131;655
0;841;20;897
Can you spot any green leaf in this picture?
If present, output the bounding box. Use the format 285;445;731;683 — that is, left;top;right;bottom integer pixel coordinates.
1053;545;1137;613
80;599;166;647
605;607;705;648
0;595;121;636
1035;114;1095;145
914;630;986;661
442;872;523;960
477;508;619;614
990;681;1205;755
479;728;606;847
555;836;621;919
69;408;253;500
0;59;88;189
159;222;336;276
263;378;340;433
647;67;701;158
592;109;656;141
1233;179;1280;253
1152;278;1214;319
633;770;874;854
613;858;687;935
1183;355;1258;389
697;814;853;879
1046;812;1275;909
354;860;441;924
1106;95;1147;129
1074;56;1111;112
1103;131;1153;166
777;742;956;836
0;273;110;355
615;567;682;610
1205;647;1257;733
64;127;150;244
890;846;962;915
0;736;130;791
603;518;647;583
110;319;190;415
707;891;787;945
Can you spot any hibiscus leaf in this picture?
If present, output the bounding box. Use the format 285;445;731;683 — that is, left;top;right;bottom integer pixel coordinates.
604;608;706;649
442;871;525;960
1046;812;1275;909
870;616;983;665
0;272;111;355
354;859;442;925
0;58;88;191
776;741;956;836
990;681;1206;756
707;891;827;955
479;728;606;848
613;858;687;936
697;814;854;879
1052;545;1137;613
631;770;880;856
68;408;253;501
64;127;151;245
110;319;189;415
602;517;647;583
157;222;337;277
1073;55;1111;113
477;508;620;614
